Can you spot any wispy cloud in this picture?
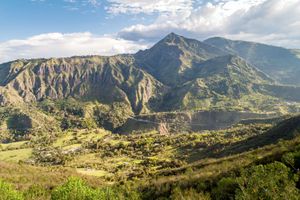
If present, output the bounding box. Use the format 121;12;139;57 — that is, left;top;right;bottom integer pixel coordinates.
87;0;101;7
0;32;148;64
106;0;194;14
36;0;101;9
62;0;102;12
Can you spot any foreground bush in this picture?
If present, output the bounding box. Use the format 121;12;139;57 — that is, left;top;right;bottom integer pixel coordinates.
0;179;23;200
171;187;211;200
23;185;49;200
51;177;101;200
51;177;141;200
212;177;238;200
236;161;299;200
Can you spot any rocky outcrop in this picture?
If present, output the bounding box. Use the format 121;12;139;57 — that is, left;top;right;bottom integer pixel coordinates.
0;56;167;114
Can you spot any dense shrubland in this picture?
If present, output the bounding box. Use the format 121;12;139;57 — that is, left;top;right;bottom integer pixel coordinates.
38;99;133;131
1;100;300;199
1;143;300;200
1;120;300;199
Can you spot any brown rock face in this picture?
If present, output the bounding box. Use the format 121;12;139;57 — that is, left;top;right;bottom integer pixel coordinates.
0;56;166;114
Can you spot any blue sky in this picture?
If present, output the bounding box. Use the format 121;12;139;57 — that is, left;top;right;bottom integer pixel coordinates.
0;0;147;41
0;0;299;63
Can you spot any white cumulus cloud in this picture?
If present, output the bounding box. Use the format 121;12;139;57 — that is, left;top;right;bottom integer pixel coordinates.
118;0;300;48
0;32;149;64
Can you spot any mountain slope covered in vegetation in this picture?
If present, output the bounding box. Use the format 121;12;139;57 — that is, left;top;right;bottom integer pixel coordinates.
1;34;300;113
1;33;300;136
1;33;300;200
204;37;300;85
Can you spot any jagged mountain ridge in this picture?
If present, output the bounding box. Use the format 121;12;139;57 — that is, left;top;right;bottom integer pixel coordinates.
134;33;227;86
1;33;300;116
0;55;167;114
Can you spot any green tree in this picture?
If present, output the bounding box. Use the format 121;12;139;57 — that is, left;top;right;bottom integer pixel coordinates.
0;179;23;200
7;113;32;136
51;177;141;200
51;177;101;200
93;102;133;130
212;177;238;200
282;149;300;170
235;162;299;200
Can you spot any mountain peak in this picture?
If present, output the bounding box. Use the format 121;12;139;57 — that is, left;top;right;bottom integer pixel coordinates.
161;32;183;44
165;32;181;38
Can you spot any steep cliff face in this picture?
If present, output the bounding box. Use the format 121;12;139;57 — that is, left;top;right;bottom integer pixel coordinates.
0;56;167;114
